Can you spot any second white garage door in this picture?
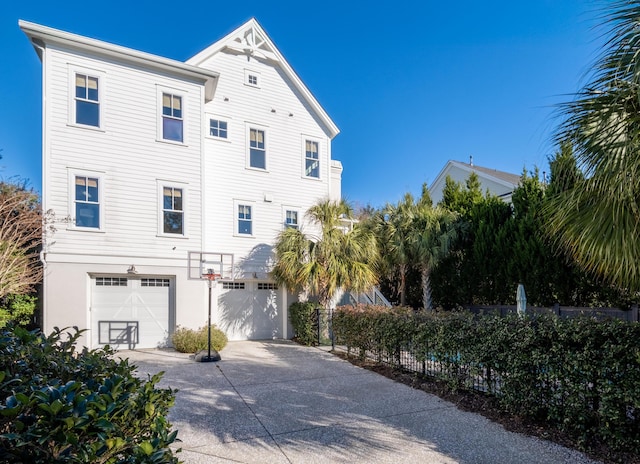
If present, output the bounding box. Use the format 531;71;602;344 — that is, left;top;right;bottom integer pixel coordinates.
91;276;174;349
217;281;283;340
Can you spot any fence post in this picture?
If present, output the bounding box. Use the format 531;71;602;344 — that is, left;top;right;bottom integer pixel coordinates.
553;303;560;317
316;307;321;346
631;304;639;323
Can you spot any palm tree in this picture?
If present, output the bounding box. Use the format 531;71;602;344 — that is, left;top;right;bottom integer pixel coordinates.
271;199;379;311
548;2;640;290
380;193;418;306
413;187;459;309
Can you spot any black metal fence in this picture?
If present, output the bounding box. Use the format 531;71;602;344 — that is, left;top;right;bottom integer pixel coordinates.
466;304;639;322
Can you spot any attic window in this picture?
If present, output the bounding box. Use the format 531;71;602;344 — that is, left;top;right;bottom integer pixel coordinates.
245;70;260;88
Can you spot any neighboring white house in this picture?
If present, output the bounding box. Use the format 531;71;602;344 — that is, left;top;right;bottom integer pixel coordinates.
20;18;342;348
429;159;521;204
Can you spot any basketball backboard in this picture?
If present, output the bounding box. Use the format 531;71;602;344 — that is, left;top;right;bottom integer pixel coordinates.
187;251;234;281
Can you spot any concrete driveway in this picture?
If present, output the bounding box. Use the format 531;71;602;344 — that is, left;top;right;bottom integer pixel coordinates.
122;340;599;464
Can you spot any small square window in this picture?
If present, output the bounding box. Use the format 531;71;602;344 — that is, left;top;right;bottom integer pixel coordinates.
163;187;184;235
244;69;260;88
162;93;183;142
210;119;228;138
238;204;252;235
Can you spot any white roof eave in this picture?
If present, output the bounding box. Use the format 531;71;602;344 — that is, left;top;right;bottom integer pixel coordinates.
19;20;219;101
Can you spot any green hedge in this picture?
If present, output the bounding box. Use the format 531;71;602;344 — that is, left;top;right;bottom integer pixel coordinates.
0;326;180;463
333;305;640;452
289;302;318;346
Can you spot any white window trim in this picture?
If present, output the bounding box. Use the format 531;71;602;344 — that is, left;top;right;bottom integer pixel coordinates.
282;205;301;230
67;65;105;131
234;199;255;237
301;135;322;180
67;169;105;232
205;113;231;142
156;85;188;146
157;180;189;238
244;69;261;88
245;123;269;172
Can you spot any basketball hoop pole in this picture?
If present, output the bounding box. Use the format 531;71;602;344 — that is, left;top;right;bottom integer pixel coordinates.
195;271;221;363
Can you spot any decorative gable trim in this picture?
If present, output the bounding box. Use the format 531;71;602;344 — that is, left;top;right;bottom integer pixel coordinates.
187;18;340;139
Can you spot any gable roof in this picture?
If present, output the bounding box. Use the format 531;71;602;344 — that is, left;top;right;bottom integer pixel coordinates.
431;160;521;191
187;18;340;139
19;20;220;102
429;160;522;204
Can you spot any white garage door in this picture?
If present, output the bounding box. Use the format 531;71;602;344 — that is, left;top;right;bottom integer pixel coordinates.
217;281;283;340
91;276;173;349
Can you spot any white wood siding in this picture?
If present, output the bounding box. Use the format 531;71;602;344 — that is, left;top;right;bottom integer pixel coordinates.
198;51;332;277
43;43;204;261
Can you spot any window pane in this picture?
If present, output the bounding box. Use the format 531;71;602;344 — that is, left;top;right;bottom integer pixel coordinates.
163;117;183;142
76;101;99;127
75;177;87;201
239;219;252;235
87;77;99;101
75;74;86;98
87;178;99;201
306;159;319;178
164;211;184;234
173;189;183;211
250;149;266;169
163;188;173;209
76;203;99;228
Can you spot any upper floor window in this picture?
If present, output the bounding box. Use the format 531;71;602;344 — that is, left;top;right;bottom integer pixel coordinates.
74;175;100;229
245;69;260;88
210;119;228;139
238;204;252;235
249;128;266;169
75;73;100;127
162;186;184;235
305;140;319;178
162;93;183;142
285;210;299;229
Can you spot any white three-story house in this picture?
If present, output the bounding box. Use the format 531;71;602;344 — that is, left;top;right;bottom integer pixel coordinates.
20;18;342;348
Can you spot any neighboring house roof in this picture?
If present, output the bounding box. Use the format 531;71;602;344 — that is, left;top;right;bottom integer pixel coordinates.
429;160;521;203
19;20;220;102
186;18;340;139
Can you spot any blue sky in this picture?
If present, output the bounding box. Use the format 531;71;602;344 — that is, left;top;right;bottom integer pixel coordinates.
1;0;603;208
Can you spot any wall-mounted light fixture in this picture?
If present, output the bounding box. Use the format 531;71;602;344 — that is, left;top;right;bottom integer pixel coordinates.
127;265;138;274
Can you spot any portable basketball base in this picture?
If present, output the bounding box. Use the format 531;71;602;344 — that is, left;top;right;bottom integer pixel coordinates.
187;251;234;363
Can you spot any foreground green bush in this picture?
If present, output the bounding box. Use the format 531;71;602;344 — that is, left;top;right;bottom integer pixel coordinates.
289;302;318;345
0;294;36;328
333;305;640;453
0;326;179;463
171;325;227;353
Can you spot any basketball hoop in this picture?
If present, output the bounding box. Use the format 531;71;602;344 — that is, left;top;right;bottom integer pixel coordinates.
203;272;222;282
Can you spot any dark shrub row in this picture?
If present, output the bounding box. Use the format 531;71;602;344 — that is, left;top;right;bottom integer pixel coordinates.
333;305;640;452
0;326;179;463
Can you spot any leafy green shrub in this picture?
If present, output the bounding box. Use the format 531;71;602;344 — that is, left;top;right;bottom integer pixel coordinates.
333;305;640;453
289;302;319;346
0;294;36;328
171;325;228;353
0;326;180;463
